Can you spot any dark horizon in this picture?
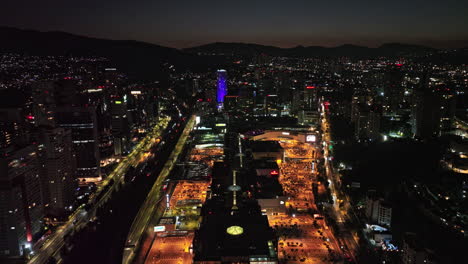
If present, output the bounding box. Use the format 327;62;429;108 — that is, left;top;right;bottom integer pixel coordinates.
2;25;468;50
1;0;468;49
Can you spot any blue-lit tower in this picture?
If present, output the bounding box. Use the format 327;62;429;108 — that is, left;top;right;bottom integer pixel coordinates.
217;69;227;107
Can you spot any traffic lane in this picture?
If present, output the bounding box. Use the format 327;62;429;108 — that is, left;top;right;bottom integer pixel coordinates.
123;115;194;264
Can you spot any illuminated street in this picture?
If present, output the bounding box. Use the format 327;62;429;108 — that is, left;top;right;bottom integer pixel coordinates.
122;115;196;264
138;115;229;264
321;106;359;261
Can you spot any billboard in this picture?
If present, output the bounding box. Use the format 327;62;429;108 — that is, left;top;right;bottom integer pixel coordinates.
306;135;316;142
154;226;166;232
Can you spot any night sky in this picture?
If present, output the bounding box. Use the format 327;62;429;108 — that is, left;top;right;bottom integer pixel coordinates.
1;0;468;48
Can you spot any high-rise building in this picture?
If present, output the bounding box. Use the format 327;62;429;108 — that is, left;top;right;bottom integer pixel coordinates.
350;92;373;122
128;88;159;129
32;81;56;127
32;79;81;128
291;88;301;114
0;107;29;150
366;196;392;227
411;75;456;139
217;70;228;108
0;145;43;256
193;78;200;95
55;106;101;182
383;65;404;114
39;128;76;211
355;105;381;140
303;83;319;110
401;233;437;264
437;89;456;134
412;90;441;139
110;97;130;155
298;110;320;126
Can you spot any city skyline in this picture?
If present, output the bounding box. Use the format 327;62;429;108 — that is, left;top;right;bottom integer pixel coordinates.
1;2;468;264
1;0;468;49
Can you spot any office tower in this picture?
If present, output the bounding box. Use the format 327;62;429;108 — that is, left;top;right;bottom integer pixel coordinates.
350;92;373;122
366;197;392;227
412;89;441;139
55;106;101;182
437;88;456;133
259;78;275;95
39;128;76;211
303;83;319;110
291;88;301;114
0;107;29;150
32;81;56;127
217;70;228;107
32;79;82;128
355;104;381;140
110;97;130;155
351;94;361;122
193;78;200;95
264;94;281;117
128;88;159;129
410;74;456;139
383;65;404;114
183;78;199;97
298;110;320;126
0;145;43;256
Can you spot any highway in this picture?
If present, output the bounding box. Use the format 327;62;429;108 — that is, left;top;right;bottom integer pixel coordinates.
28;117;171;264
320;104;360;262
122;115;196;264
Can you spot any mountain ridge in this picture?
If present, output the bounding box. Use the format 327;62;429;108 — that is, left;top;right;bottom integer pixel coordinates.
1;27;466;79
0;26;441;56
183;41;438;58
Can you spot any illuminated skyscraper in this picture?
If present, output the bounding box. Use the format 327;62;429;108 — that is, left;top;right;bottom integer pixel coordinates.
39;128;77;211
216;70;227;107
0;145;43;256
55;106;101;182
110;97;130;155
